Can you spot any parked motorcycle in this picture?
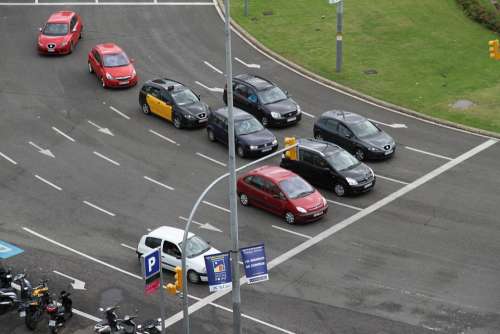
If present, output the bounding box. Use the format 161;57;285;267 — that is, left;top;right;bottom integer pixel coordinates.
94;306;161;334
94;305;121;333
0;272;32;315
46;290;73;333
0;267;13;289
136;319;162;334
25;279;50;330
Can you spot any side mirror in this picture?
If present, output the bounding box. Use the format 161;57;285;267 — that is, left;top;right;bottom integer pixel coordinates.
130;58;135;64
72;27;77;33
38;27;42;32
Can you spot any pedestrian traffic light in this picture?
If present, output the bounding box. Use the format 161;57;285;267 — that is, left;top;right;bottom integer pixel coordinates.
489;39;500;60
284;137;297;160
165;283;177;295
174;266;182;291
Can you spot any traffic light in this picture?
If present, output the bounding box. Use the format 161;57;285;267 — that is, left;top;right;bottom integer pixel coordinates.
489;39;500;60
284;137;297;160
174;266;182;291
165;283;177;295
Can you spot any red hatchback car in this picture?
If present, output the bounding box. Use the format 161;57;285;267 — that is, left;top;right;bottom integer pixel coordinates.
88;43;138;88
37;11;83;55
237;165;328;224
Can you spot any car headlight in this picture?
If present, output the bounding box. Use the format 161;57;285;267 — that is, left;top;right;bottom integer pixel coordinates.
322;197;327;206
296;206;307;214
132;69;136;77
270;112;281;119
185;114;195;120
272;139;278;146
60;41;68;47
296;105;302;114
369;168;375;177
369;146;382;152
105;73;113;80
249;145;258;150
346;177;358;186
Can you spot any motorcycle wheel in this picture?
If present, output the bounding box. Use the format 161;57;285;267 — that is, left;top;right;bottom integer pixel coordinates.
25;307;42;330
0;297;11;315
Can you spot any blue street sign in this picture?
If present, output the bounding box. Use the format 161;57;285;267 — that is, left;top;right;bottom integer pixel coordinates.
240;244;269;284
0;241;24;259
143;248;161;279
204;252;232;292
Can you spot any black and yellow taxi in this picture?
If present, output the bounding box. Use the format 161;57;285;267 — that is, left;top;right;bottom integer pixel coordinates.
139;78;210;129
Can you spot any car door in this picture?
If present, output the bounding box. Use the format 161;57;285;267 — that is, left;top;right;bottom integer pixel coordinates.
233;83;249;110
261;178;287;215
157;90;174;122
146;86;163;116
245;175;268;210
90;50;103;77
218;117;229;145
337;123;356;152
161;240;181;271
294;148;319;185
312;154;335;187
69;16;78;44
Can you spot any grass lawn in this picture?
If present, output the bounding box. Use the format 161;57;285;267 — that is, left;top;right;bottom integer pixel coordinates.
230;0;500;134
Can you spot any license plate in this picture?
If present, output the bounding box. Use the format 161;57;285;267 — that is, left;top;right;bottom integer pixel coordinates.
47;49;55;52
198;119;207;123
364;182;373;189
118;81;129;85
261;147;272;152
49;320;56;327
287;117;296;122
384;149;393;155
19;311;26;318
313;211;323;217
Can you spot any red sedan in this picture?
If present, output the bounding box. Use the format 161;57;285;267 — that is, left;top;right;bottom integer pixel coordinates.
88;43;138;88
37;11;83;55
237;165;328;224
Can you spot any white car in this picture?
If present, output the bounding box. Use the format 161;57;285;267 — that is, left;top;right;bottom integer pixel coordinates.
136;226;220;283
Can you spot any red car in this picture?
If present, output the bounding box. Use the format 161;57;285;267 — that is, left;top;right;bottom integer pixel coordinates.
88;43;138;88
37;11;83;55
237;165;328;224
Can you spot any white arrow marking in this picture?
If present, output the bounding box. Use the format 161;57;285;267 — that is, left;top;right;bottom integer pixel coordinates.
368;119;407;129
53;270;86;290
52;127;76;142
301;111;315;118
195;81;224;93
28;141;55;158
235;57;261;69
87;120;114;136
204;61;223;74
179;216;222;233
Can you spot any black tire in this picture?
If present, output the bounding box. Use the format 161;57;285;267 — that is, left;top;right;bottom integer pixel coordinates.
355;148;365;161
239;193;249;206
284;212;295;225
236;145;245;158
314;132;323;140
0;297;11;315
187;270;201;284
79;31;82;40
334;183;346;197
25;308;41;330
142;103;150;115
207;129;216;142
50;326;58;334
173;114;182;129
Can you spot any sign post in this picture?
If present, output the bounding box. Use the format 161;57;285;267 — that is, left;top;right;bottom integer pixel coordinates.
328;0;343;72
141;248;166;334
240;244;269;284
204;252;232;292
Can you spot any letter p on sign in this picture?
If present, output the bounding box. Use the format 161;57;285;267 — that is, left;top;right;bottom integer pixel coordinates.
143;248;161;278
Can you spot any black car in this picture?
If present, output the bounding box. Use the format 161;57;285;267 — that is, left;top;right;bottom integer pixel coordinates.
280;138;375;196
139;78;210;129
223;74;302;127
207;107;278;158
313;110;396;161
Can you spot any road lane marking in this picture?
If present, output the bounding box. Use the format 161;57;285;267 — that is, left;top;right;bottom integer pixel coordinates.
28;141;55;158
179;216;223;233
202;200;230;213
144;176;175;191
163;138;497;328
52;127;76;142
272;225;312;239
326;199;363;211
195;81;224;93
234;57;261;69
34;175;62;191
405;146;453;160
301;111;315;118
196;152;226;167
93;151;120;166
0;152;17;165
0;1;216;4
149;129;179;146
83;201;116;217
375;174;409;185
203;61;223;74
120;243;136;251
53;270;86;290
368;119;407;129
73;308;101;322
87;120;114;136
109;106;130;120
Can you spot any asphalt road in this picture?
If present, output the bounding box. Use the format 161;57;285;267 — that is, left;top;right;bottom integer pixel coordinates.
0;2;499;334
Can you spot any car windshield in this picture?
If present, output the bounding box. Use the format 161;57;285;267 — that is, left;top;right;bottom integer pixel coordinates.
235;117;264;136
349;120;380;138
172;89;199;106
43;23;68;36
180;236;210;258
326;150;360;171
279;176;315;199
102;53;129;67
258;86;287;104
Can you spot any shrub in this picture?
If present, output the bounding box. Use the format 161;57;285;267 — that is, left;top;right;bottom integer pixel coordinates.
457;0;500;33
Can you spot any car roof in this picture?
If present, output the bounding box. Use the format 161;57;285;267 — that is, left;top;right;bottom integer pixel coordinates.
298;138;342;155
234;74;274;91
214;107;252;120
48;11;74;23
250;165;296;183
146;78;186;92
321;110;366;124
95;43;124;54
148;226;194;243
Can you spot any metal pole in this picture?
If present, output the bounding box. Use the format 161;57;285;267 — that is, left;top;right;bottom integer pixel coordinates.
336;0;343;73
223;0;242;333
159;257;166;334
244;0;248;16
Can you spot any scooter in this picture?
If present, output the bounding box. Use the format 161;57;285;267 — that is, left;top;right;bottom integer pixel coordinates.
0;267;13;289
0;273;32;315
136;319;162;334
25;279;51;330
46;290;73;333
93;305;121;333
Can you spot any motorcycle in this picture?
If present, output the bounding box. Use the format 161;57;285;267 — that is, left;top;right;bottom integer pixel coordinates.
94;305;121;333
46;290;72;333
24;279;50;330
136;319;162;334
94;306;161;334
0;267;13;289
0;272;32;315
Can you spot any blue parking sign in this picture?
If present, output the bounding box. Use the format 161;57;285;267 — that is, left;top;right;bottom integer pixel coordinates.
240;244;268;284
0;241;24;259
143;248;161;278
204;252;232;292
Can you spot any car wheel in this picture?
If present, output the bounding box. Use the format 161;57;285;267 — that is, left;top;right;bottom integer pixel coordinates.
188;270;201;284
173;114;182;129
334;183;346;197
207;129;216;142
355;148;365;161
88;62;93;73
314;132;323;140
239;193;249;206
101;77;106;88
284;212;295;225
142;103;151;115
79;31;82;40
261;116;269;127
236;145;245;158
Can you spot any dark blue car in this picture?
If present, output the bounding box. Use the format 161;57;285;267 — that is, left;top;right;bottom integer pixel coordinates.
207;107;278;158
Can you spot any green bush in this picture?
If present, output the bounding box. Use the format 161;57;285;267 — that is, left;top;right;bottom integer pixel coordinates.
457;0;500;33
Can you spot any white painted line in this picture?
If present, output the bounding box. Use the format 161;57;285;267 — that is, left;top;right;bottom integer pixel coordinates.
301;111;315;118
144;176;175;191
73;308;101;322
23;227;140;279
272;225;312;239
195;81;224;93
375;174;409;185
83;201;116;217
34;174;62;191
109;106;131;120
202;200;230;213
234;57;261;69
53;270;86;290
0;152;17;165
326;199;362;211
405;146;453;161
28;141;55;158
52;127;76;142
120;243;136;251
368;118;407;129
0;1;214;4
196;152;226;167
163;138;497;328
204;61;223;74
93;151;120;166
148;129;179;146
179;216;223;233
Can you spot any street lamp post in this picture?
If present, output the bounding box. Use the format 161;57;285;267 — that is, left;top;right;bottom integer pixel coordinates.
329;0;343;72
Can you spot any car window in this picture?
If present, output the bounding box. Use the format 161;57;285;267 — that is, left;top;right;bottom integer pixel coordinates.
149;87;161;99
247;88;258;104
299;149;315;165
244;175;253;184
260;178;277;194
102;52;129;67
325;119;339;132
278;176;315;199
180;236;210;258
326;150;360;171
235;117;263;136
314;156;329;169
162;241;181;258
171;89;199;106
70;17;77;30
145;237;162;249
43;23;68;36
92;50;101;64
161;91;172;104
234;83;249;98
338;124;353;138
142;85;151;94
349;120;380;138
257;86;287;104
249;175;266;190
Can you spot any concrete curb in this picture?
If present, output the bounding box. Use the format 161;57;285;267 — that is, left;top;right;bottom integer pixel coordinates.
215;0;500;139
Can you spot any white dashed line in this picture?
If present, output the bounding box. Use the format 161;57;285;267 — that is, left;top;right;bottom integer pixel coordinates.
34;175;62;191
375;174;409;185
405;146;453;160
0;152;17;165
196;152;227;167
144;176;175;191
326;199;363;211
234;57;261;69
72;309;101;322
109;106;131;120
93;151;120;166
83;201;116;217
202;200;230;213
203;61;223;74
52;127;76;142
272;225;312;239
301;111;315;118
120;243;136;251
195;81;224;93
149;129;179;146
